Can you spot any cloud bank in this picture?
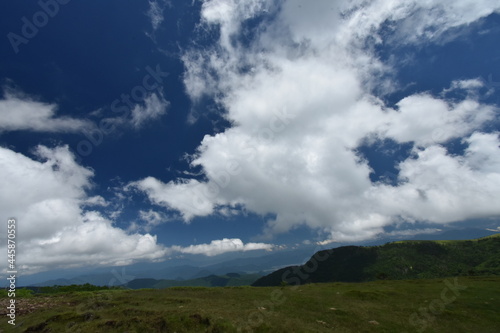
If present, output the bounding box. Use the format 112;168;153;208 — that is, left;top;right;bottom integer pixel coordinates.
170;238;273;257
133;0;500;241
0;145;167;275
0;140;274;275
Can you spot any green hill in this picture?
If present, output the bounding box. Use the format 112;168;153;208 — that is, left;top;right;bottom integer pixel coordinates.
252;234;500;287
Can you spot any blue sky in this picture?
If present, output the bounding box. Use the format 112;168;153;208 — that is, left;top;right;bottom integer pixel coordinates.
1;0;500;276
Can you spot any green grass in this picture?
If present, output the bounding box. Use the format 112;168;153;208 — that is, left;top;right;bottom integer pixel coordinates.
1;276;499;332
480;233;500;240
0;289;34;298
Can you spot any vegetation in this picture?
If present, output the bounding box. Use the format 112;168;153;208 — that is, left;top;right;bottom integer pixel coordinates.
1;276;499;332
22;283;123;295
252;234;500;287
0;288;34;298
1;235;498;332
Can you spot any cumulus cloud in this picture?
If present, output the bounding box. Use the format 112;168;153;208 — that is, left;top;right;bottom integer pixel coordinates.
170;238;274;256
381;94;495;146
0;89;91;133
130;177;215;221
371;132;500;224
0;145;167;275
134;0;500;241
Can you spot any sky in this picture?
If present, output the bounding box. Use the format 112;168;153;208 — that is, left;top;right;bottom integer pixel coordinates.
1;0;500;277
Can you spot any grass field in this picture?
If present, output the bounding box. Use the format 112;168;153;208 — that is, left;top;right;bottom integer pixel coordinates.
1;276;499;332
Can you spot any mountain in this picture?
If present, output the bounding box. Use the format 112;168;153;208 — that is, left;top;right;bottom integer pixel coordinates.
123;273;262;289
124;278;160;289
252;234;500;287
27;246;318;287
19;228;499;287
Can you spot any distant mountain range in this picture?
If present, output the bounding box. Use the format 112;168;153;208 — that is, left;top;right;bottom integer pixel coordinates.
13;227;498;288
123;273;262;289
26;247;316;287
252;234;500;287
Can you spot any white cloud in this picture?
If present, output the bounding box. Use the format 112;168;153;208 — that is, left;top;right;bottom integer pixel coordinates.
131;209;170;232
170;238;273;256
384;228;442;238
139;209;166;226
146;0;170;31
316;239;337;246
0;89;91;133
90;92;169;133
82;195;109;207
371;133;500;224
130;177;215;221
130;92;169;129
0;145;167;275
135;0;500;241
381;94;495;146
448;79;485;91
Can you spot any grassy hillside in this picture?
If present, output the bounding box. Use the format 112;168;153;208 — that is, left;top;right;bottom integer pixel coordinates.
1;276;499;332
253;234;500;287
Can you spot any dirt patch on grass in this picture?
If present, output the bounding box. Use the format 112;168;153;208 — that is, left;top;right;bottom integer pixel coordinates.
0;296;64;316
